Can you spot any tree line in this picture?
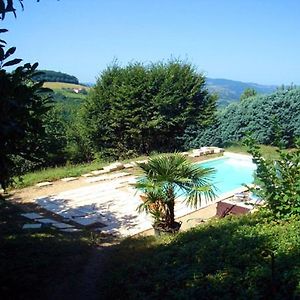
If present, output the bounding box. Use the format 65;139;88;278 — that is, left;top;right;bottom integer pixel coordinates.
185;88;300;150
32;70;79;85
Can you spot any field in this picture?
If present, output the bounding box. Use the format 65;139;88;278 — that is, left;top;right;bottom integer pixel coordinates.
43;82;90;90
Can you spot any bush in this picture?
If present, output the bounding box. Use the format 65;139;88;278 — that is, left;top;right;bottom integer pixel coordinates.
186;89;300;149
98;213;300;299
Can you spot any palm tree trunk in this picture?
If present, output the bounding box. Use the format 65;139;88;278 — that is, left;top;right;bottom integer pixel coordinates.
165;186;175;227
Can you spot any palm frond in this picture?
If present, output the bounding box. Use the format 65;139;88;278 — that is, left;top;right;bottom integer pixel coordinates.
135;152;217;218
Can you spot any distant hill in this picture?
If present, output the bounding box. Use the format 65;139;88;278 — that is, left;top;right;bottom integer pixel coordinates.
206;78;277;107
32;70;79;85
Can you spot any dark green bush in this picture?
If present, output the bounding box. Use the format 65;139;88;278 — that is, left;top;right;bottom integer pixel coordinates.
98;213;300;300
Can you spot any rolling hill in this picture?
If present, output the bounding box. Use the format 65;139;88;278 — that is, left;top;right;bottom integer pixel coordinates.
206;78;277;107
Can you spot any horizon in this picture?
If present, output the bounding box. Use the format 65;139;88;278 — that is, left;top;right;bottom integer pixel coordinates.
4;0;300;85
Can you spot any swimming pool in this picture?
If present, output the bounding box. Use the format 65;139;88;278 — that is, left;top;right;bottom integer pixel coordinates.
198;156;256;196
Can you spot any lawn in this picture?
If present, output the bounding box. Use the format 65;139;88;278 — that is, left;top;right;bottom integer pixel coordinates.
12;160;107;188
97;212;300;300
0;199;94;299
225;143;294;160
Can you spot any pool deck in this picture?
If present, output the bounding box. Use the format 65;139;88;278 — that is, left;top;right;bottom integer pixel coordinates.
10;152;256;237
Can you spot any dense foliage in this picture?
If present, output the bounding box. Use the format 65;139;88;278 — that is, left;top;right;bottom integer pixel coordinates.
82;61;217;159
187;88;300;149
0;29;52;189
32;70;79;84
245;137;300;219
99;213;300;300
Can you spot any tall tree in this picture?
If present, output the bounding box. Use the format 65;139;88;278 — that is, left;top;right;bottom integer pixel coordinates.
82;60;216;159
240;88;257;101
0;1;53;189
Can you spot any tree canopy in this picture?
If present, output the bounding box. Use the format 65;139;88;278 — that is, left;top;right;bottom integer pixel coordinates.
187;88;300;149
32;70;79;84
239;87;257;101
0;1;53;189
82;61;217;159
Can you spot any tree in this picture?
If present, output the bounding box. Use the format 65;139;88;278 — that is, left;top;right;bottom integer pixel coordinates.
240;88;257;101
82;60;216;159
0;3;53;189
135;153;216;232
244;136;300;219
32;70;79;84
189;88;300;149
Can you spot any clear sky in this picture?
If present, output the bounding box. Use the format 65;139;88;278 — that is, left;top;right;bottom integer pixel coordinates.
3;0;300;84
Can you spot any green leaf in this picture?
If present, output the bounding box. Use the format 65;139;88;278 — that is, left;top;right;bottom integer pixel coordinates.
4;46;16;58
2;58;22;67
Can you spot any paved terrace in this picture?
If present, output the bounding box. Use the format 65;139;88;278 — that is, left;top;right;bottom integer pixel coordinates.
10;149;256;237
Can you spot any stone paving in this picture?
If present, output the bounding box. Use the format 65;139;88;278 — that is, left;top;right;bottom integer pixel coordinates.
32;174;207;237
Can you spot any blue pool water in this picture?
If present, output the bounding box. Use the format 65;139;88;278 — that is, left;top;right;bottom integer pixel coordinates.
198;157;256;196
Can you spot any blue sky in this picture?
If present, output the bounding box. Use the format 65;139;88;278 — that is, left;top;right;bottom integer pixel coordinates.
3;0;300;84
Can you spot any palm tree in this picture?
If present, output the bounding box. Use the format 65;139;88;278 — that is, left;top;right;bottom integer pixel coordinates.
135;153;216;232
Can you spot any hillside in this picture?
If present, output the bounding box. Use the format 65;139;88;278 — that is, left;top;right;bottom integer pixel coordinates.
206;78;277;107
43;81;89;91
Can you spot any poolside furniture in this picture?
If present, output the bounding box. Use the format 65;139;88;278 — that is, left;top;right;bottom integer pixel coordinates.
181;152;189;157
216;200;251;217
233;192;247;201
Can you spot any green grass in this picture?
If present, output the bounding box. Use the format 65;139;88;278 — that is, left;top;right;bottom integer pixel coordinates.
43;82;90;90
56;88;87;100
0;200;93;299
225;144;294;160
12;155;149;189
13;160;106;189
97;213;300;300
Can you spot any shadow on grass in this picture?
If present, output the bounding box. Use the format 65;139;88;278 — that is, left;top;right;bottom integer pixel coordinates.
0;200;94;300
98;213;300;300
